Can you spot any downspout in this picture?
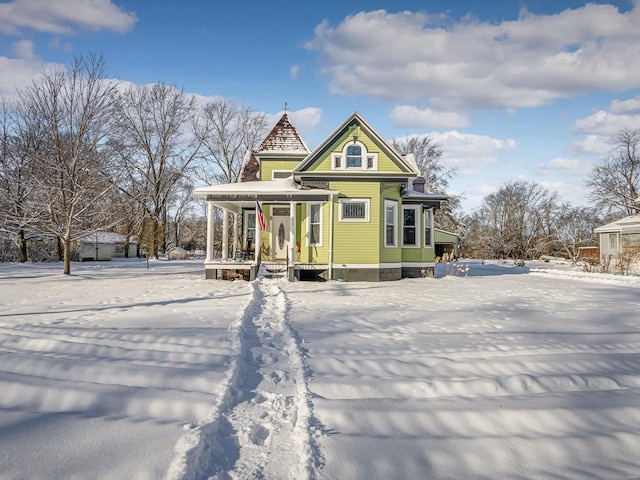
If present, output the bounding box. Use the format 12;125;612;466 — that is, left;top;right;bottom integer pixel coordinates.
329;193;335;280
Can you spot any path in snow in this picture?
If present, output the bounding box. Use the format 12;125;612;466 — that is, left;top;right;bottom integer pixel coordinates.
167;276;324;480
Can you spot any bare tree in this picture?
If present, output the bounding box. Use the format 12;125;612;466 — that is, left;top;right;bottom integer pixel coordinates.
464;180;560;260
391;135;461;230
17;55;119;273
544;204;600;261
113;83;200;257
194;97;267;185
586;128;640;216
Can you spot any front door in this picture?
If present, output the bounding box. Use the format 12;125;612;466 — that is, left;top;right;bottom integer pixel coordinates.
271;209;290;260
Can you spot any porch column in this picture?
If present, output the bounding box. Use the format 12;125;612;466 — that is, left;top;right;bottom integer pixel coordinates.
254;211;261;266
221;208;229;261
289;201;296;264
232;212;239;259
206;201;214;262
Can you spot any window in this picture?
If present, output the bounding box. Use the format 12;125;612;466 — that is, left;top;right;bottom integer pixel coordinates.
346;145;362;168
245;212;256;251
332;141;378;170
609;233;619;250
403;206;419;247
424;208;433;247
339;198;370;222
384;200;397;247
308;203;322;246
621;233;640;247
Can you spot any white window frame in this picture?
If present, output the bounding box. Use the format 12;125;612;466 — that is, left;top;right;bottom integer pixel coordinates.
424;208;434;247
339;198;370;222
402;205;420;247
384;200;398;247
331;141;378;171
609;232;619;250
307;203;323;246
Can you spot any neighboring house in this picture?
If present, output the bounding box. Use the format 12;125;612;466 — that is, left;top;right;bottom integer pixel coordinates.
194;112;448;281
78;232;138;261
594;214;640;257
434;229;460;260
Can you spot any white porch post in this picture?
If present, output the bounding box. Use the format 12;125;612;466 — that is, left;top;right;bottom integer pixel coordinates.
254;210;261;265
289;201;296;264
232;212;239;259
221;208;229;261
206;201;214;262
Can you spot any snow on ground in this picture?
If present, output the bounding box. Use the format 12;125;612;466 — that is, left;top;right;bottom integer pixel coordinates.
1;259;640;479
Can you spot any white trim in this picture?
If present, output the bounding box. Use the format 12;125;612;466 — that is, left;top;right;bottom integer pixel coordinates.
306;202;323;247
339;198;370;222
331;140;378;171
384;199;398;247
271;169;293;179
402;205;420;247
402;262;436;268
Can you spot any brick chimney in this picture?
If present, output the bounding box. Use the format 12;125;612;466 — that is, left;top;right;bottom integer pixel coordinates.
412;176;426;193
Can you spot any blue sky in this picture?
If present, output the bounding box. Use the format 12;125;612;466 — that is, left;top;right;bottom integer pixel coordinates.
2;0;640;212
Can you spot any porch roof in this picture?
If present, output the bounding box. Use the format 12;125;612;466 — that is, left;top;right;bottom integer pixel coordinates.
594;214;640;234
194;176;338;211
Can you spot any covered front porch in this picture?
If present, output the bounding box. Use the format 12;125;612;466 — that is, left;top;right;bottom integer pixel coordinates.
194;177;336;281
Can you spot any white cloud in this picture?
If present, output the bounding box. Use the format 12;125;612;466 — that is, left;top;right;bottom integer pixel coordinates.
0;0;137;35
429;130;518;175
390;105;469;129
307;4;640;111
290;65;301;79
569;134;614;157
265;107;322;135
573;109;640;136
0;56;55;100
11;39;37;60
538;156;592;176
570;94;640;158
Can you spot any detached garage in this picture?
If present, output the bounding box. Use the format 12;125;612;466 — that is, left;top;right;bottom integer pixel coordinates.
78;232;138;261
434;229;460;260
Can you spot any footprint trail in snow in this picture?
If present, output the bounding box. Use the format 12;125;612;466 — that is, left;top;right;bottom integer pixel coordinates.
167;277;324;480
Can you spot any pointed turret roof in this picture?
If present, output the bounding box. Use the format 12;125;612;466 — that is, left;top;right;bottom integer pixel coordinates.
256;113;309;154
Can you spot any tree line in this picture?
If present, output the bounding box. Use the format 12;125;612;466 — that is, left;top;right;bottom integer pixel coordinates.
1;55;638;271
0;55;267;273
461;129;639;261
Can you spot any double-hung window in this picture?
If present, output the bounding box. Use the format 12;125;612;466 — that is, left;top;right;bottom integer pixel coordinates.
346;145;362;168
308;203;322;246
384;200;397;247
403;206;419;247
424;208;434;247
609;233;619;250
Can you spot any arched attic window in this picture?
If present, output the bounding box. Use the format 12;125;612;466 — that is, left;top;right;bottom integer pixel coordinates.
332;141;378;170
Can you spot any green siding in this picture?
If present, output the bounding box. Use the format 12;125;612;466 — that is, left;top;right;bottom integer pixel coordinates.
330;181;380;264
260;159;302;181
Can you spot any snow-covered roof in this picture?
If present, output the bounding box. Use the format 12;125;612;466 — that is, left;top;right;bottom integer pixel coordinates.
78;232;136;244
594;214;640;233
194;176;337;198
256;113;309;154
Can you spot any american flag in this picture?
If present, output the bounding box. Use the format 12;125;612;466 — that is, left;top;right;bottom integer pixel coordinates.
256;200;268;231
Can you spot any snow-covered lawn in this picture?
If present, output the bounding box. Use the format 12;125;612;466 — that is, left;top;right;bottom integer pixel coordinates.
1;259;639;479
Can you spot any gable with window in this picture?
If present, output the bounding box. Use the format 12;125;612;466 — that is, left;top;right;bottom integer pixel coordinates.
332;141;378;170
